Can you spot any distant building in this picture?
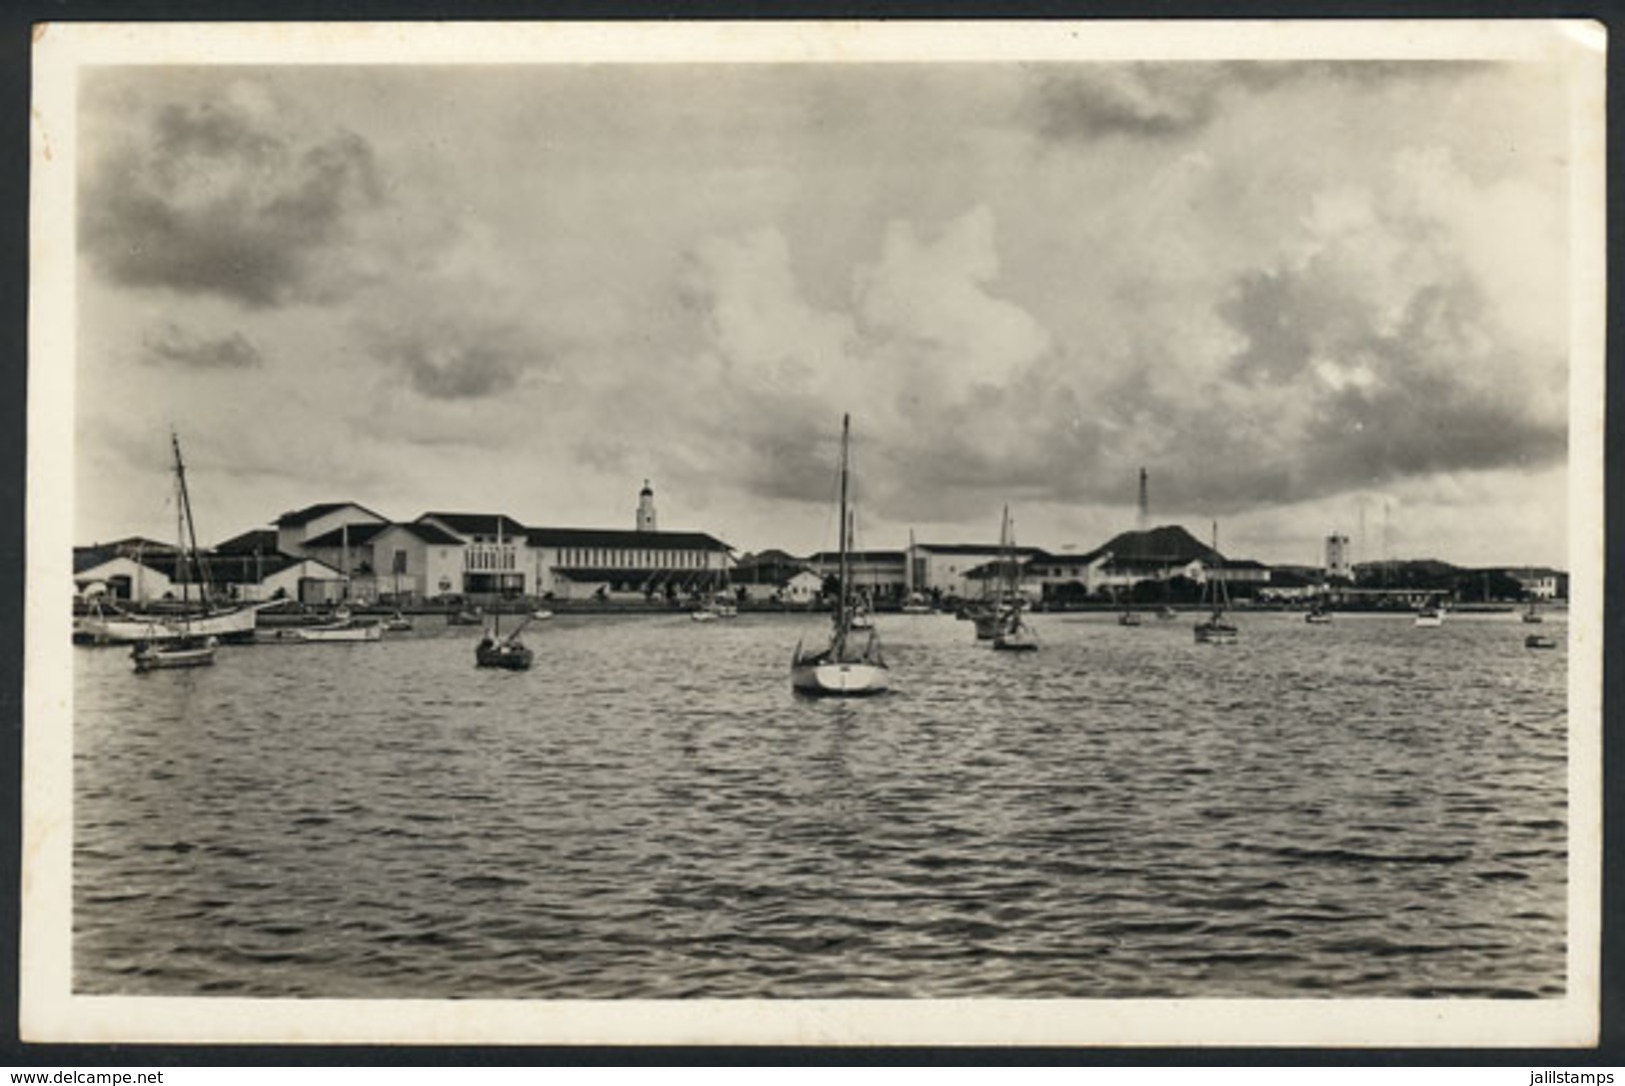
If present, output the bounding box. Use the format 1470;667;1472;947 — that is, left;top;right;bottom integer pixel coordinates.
1325;533;1352;580
305;519;470;601
1501;567;1567;600
908;543;1045;599
415;513;530;596
529;526;733;599
275;501;387;557
807;549;908;600
637;480;658;532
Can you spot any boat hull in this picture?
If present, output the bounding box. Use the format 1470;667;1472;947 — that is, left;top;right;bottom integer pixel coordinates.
1194;622;1238;645
476;644;534;670
131;637;218;672
77;603;265;645
791;660;889;696
293;622;383;642
992;636;1040;652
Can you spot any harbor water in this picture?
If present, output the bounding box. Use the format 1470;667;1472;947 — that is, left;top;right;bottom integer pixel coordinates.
73;610;1568;999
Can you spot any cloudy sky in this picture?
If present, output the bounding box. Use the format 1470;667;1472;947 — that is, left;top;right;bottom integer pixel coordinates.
69;40;1584;567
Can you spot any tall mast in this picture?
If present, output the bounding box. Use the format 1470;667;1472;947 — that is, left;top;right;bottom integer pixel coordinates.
837;413;850;626
172;431;206;607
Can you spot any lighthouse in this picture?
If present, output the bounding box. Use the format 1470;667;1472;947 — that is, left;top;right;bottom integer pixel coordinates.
636;479;657;533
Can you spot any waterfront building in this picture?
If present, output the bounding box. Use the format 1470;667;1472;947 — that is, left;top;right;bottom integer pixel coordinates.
72;542;344;605
275;502;388;557
806;548;908;601
73;547;176;602
907;543;1046;599
415;513;531;597
303;519;470;601
1021;550;1112;600
1325;533;1352;580
1501;567;1566;600
733;566;823;605
732;551;821;604
528;526;733;600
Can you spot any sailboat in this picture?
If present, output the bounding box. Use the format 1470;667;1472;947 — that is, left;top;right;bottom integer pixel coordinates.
129;432;229;671
82;435;268;648
1414;599;1445;628
991;506;1039;651
1522;599;1544;624
791;415;889;696
1192;522;1238;644
476;611;534;670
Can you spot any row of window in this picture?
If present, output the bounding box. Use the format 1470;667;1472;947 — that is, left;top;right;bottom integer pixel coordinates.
465;545;519;571
559;546;711;569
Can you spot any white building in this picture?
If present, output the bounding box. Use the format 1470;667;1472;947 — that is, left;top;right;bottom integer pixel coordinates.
303;520;469;601
528;527;734;600
1325;533;1352;580
275;501;388;557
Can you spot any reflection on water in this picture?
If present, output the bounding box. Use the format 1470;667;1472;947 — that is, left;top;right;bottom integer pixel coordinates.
73;610;1568;998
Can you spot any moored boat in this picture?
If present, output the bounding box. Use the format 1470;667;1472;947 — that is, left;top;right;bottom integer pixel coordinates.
1525;633;1558;650
791;415;889;697
989;507;1039;652
476;634;535;669
294;618;383;642
476;614;534;670
1414;603;1445;628
131;634;218;672
1192;522;1237;644
1305;604;1332;624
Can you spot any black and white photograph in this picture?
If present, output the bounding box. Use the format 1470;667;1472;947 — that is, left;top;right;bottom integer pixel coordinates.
22;20;1605;1047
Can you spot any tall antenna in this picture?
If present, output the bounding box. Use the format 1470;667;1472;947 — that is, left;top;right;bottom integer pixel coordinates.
1137;468;1149;531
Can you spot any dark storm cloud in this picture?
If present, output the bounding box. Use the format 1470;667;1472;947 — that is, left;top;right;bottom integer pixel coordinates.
140;323;264;370
1033;63;1229;141
392;341;524;401
367;316;542;402
80;100;383;308
1031;61;1496;144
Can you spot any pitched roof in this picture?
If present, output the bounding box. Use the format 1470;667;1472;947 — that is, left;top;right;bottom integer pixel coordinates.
305;521;465;548
915;542;1039;556
1082;525;1220;565
275;502;386;527
114;551;339;585
214;528;281;555
102;535;181;555
304;522;392;547
964;557;1034;580
808;549;907;564
526;527;732;551
417;512;530;538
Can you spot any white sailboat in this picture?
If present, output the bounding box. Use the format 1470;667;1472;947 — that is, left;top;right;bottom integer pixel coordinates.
82;433;268;647
991;506;1039;652
129;432;228;671
1193;522;1238;644
791;415;889;696
1414;600;1445;628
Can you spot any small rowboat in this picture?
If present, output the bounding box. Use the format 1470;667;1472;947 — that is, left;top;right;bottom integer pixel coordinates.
132;635;218;672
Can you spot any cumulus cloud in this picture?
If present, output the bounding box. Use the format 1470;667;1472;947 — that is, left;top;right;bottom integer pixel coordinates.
368;319;535;402
80;95;383;308
1031;61;1493;145
140;322;264;370
653;153;1565;528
